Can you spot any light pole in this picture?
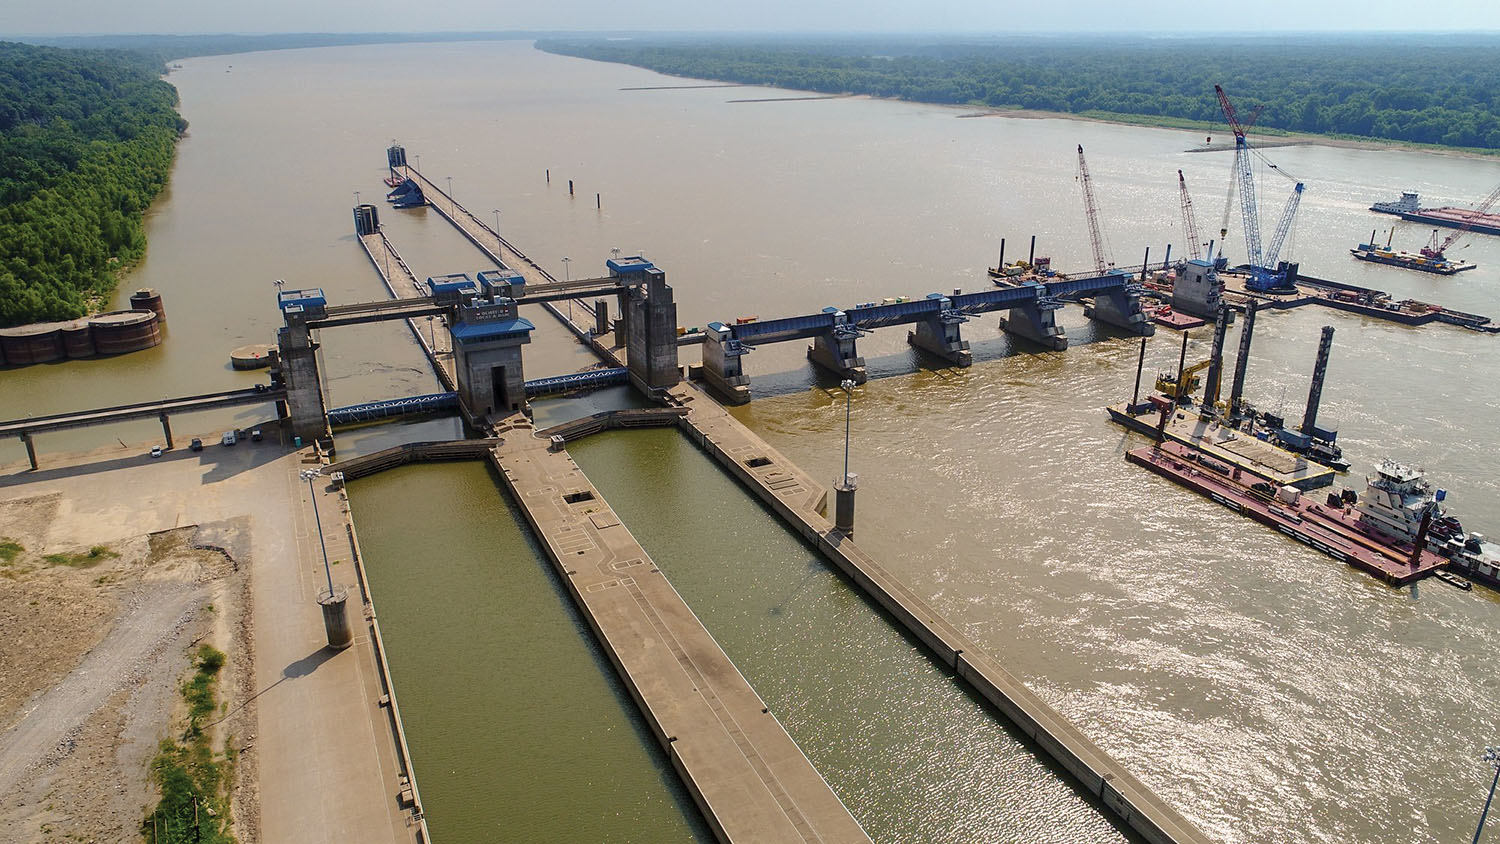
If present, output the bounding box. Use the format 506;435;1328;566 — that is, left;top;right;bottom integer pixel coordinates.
492;208;501;238
414;153;420;172
446;175;453;206
840;379;855;485
1473;746;1500;844
834;380;858;536
562;257;572;319
300;468;335;599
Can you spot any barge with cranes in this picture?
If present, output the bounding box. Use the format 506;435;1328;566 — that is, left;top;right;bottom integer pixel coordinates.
1109;299;1499;591
1350;228;1475;275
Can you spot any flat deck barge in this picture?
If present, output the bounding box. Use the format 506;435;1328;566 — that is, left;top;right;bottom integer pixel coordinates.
1127;442;1446;587
1143;270;1499;333
1107;403;1336;491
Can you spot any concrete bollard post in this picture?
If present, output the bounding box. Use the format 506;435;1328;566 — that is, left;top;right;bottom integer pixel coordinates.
834;473;858;536
319;586;353;650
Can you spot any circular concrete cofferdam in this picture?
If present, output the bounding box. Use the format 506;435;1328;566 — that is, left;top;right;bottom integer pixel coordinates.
128;288;167;325
88;310;162;355
60;320;97;358
0;322;68;365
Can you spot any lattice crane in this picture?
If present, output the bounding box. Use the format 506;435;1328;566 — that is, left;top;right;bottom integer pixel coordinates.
1076;144;1110;274
1178;170;1204;261
1216;85;1264;270
1217;85;1302;290
1421;180;1500;260
1217;103;1263;244
1264;181;1305;268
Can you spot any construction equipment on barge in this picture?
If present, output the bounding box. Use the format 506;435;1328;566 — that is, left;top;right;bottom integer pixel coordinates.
1350;228;1476;275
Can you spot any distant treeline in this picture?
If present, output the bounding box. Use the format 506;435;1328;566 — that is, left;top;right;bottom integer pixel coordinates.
0;42;184;327
537;37;1500;150
30;31;571;62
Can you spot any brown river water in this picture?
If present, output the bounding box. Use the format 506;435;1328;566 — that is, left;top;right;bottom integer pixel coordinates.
3;40;1499;844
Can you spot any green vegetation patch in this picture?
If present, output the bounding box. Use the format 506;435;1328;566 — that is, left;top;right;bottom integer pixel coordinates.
42;544;118;567
142;644;235;844
0;538;22;563
0;42;185;327
538;37;1500;151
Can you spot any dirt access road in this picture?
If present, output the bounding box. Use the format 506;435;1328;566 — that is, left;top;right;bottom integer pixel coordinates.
0;437;413;843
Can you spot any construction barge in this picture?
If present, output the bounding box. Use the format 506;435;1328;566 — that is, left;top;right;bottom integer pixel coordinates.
1126;442;1446;586
1349;228;1475;276
1141;268;1499;333
1110;302;1499;591
1370;191;1500;238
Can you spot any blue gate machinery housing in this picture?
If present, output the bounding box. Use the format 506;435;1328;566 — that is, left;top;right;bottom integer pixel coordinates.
325;368;630;428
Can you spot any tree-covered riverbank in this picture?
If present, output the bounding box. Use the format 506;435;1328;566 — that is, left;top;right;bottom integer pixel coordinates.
537;37;1500;152
0;42;184;328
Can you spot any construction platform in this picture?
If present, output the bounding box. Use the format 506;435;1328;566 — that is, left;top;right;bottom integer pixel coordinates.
1127;442;1446;587
1108;403;1336;491
1147;306;1207;330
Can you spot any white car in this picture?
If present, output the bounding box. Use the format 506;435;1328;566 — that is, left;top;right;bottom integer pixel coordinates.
150;446;163;458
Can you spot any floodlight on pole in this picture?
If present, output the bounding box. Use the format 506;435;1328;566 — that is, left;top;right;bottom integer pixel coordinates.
300;468;335;599
840;379;855;486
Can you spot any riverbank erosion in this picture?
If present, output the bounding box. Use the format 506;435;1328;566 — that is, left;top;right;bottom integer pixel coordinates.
0;437;423;843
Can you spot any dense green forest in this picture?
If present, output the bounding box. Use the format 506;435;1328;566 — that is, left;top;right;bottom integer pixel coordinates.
0;42;183;327
538;37;1500;150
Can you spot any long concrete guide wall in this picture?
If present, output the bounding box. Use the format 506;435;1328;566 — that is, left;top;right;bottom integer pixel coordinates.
667;381;1211;844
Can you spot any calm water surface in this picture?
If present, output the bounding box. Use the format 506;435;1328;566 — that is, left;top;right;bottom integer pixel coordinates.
3;40;1498;843
348;462;709;842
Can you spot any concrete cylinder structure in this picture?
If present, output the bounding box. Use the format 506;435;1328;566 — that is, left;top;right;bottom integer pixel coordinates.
60;320;96;358
0;323;66;364
89;310;161;355
128;288;166;326
230;343;276;370
319;586;353;650
834;474;858;536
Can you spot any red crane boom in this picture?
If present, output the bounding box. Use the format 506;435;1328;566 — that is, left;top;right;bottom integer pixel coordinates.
1423;180;1500;259
1178;170;1204;262
1076;144;1110;274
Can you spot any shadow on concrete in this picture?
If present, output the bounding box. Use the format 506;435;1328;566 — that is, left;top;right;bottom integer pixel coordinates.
210;646;340;728
282;646;338;679
0;438;290;488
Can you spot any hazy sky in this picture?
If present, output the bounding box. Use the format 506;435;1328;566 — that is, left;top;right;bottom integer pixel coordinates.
4;0;1499;36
